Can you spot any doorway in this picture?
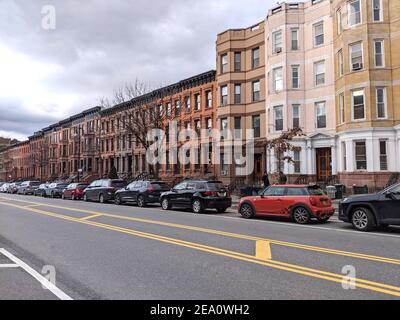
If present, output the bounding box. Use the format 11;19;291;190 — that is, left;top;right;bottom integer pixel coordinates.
316;148;332;182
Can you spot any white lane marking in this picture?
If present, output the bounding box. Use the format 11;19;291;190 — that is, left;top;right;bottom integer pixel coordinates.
2;195;400;239
0;248;73;300
0;264;19;268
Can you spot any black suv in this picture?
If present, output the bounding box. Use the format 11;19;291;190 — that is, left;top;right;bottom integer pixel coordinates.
114;181;170;207
339;183;400;231
160;180;232;214
83;179;126;203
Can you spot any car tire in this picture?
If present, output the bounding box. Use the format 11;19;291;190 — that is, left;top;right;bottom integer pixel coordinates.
83;194;88;202
217;208;228;213
99;194;105;204
351;207;376;232
115;194;122;205
161;197;171;211
292;206;311;224
137;195;146;208
71;194;75;201
239;203;255;219
61;193;65;200
192;199;204;214
51;192;55;199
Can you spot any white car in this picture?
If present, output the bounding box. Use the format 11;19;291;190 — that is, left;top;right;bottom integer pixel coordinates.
0;183;10;193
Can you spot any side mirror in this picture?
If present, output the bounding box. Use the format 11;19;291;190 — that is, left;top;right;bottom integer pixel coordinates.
172;188;177;193
385;192;395;200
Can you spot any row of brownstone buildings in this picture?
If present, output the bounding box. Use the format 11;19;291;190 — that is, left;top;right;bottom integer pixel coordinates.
1;0;400;191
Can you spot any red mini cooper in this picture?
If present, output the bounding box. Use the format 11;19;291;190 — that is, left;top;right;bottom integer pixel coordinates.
238;185;335;224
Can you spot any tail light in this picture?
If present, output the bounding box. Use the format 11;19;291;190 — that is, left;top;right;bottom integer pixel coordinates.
106;187;115;193
309;197;317;206
148;185;154;193
202;191;216;197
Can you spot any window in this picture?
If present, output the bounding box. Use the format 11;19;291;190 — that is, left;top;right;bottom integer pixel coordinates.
316;102;326;129
234;84;241;104
272;30;283;53
234;117;241;140
234;52;241;71
339;93;345;123
348;0;361;26
167;103;171;116
380;140;388;171
194;119;201;136
175;100;181;116
220;118;228;139
264;186;286;196
374;40;384;67
376;87;386;119
206;117;212;133
221;53;228;73
194;94;201;111
352;90;365;120
337;9;342;34
292;104;300;128
221;86;228;106
373;0;382;22
342;142;347;171
293;150;301;173
185;96;191;112
273;67;283;92
292;66;299;89
252;47;260;69
291;29;299;50
355;141;367;170
338;49;344;76
350;42;363;71
314;61;325;85
206;91;212;108
313;22;324;46
252;81;260;102
274;106;283;131
252;115;261;138
220;152;229;174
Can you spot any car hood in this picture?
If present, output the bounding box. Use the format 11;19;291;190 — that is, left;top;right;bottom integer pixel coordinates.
344;193;381;203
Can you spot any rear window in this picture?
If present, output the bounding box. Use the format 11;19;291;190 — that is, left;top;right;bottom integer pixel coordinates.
308;187;325;196
206;182;225;191
77;184;88;189
150;182;170;190
111;181;126;188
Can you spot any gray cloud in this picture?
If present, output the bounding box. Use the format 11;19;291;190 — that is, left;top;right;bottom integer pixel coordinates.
0;0;274;139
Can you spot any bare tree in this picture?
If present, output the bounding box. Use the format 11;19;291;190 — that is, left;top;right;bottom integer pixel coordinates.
266;128;305;184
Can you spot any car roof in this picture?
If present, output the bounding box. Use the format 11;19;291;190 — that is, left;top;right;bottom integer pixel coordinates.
271;184;309;188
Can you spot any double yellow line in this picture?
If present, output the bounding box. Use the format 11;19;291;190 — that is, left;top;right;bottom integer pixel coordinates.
1;197;400;297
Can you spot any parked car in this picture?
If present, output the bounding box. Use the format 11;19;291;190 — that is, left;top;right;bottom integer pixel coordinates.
0;183;10;193
239;185;335;224
83;179;126;203
115;180;170;207
44;182;69;198
17;181;41;195
160;180;232;214
8;182;22;194
62;183;89;200
339;182;400;232
34;184;48;197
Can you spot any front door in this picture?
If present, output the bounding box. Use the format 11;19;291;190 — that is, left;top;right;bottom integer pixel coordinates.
316;148;332;182
253;154;263;184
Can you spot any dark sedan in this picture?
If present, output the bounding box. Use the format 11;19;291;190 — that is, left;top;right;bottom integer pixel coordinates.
160;180;232;214
83;179;126;203
34;184;48;197
339;183;400;231
115;180;170;207
44;183;69;198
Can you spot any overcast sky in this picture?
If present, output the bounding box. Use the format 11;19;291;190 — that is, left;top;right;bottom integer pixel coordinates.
0;0;276;140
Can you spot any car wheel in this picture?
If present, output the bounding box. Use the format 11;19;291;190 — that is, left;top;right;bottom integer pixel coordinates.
71;194;75;201
351;207;376;232
83;194;88;202
240;203;255;219
137;195;146;208
161;197;171;210
217;208;228;213
292;207;311;224
99;194;105;204
51;192;55;199
115;194;122;205
61;193;65;200
192;199;204;214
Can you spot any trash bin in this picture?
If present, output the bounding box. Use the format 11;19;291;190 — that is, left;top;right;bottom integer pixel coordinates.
353;185;369;195
326;185;337;199
335;184;345;199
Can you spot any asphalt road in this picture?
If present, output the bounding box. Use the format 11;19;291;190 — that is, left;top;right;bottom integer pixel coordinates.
0;193;399;300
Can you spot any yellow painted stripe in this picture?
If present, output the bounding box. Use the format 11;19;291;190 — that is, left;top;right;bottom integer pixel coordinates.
256;241;272;261
80;214;103;221
0;200;400;297
1;196;399;266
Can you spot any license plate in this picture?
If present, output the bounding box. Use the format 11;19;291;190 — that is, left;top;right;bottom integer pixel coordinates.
218;192;226;198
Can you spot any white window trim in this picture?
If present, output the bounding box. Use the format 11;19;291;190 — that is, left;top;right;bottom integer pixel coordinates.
379;139;388;171
314;60;325;86
291;65;300;89
292;104;300;128
372;0;383;22
315;101;326;129
351;89;366;121
354;140;368;172
348;0;362;27
274;105;284;132
338;49;344;77
336;8;342;35
272;30;283;54
273;67;284;92
374;39;385;68
339;92;345;124
313;21;324;47
291;28;299;50
376;87;388;119
349;41;364;72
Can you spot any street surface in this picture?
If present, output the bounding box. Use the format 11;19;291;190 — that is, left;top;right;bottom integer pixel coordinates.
0;193;399;300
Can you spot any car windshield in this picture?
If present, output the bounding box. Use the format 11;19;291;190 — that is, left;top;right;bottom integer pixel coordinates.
307;187;325;196
379;183;400;194
206;182;225;191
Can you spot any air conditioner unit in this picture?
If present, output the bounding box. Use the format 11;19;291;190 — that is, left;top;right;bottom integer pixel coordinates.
275;47;282;54
352;63;363;71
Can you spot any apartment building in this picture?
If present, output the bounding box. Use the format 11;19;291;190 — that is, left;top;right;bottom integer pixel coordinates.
333;0;400;189
265;0;336;184
216;21;266;185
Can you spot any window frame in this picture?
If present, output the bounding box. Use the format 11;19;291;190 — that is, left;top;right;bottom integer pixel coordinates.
354;140;367;171
272;30;283;53
348;0;362;27
314;60;325;86
273;67;284;92
291;28;299;50
234;84;242;104
372;0;383;22
274;105;284;132
313;21;324;47
374;39;385;68
221;53;228;74
291;65;300;89
376;87;387;119
379;139;388;171
315;101;326;129
349;41;364;72
292;104;300;129
352;89;366;121
252;47;260;69
252;80;261;102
